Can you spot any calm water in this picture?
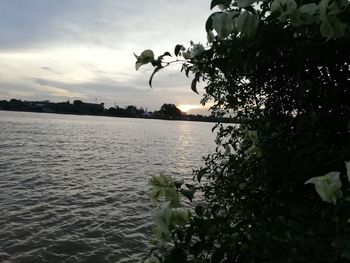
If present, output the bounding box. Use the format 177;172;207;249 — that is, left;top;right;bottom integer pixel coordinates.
0;111;215;263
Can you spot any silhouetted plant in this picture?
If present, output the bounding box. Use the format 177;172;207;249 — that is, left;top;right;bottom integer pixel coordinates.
138;0;350;261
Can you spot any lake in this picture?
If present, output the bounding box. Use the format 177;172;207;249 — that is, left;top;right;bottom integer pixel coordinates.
0;111;216;263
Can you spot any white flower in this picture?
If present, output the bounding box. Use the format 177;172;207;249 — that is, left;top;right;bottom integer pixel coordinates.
182;50;191;59
190;44;205;58
305;171;343;205
134;49;155;70
345;161;350;183
152;204;173;242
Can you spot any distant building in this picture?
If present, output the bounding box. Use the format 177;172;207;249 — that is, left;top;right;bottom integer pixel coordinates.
141;112;153;118
73;100;105;114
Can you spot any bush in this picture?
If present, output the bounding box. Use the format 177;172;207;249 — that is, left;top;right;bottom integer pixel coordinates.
137;0;350;261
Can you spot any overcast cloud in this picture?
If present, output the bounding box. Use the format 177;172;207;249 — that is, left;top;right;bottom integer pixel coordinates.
0;0;211;113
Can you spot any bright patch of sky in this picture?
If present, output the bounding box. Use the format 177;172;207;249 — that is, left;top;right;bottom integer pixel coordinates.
0;0;212;114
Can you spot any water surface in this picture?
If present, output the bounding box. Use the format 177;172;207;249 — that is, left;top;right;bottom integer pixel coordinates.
0;111;215;263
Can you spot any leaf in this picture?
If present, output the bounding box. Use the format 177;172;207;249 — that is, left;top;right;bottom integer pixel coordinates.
174;180;183;189
185;66;193;78
207;30;215;43
162;51;171;58
205;14;214;32
191;73;200;94
298;3;319;25
197;219;210;240
319;0;329;19
191;78;198;94
320;19;334;38
237;0;256;8
212;12;236;39
244;5;257;14
174;44;182;56
290;9;302;27
135;61;143;71
328;16;346;37
299;3;319;16
328;0;348;15
190;241;205;256
181;188;196;202
177;230;184;242
197;168;207;183
236;11;259;38
144;255;161;263
341;240;350;260
210;0;231;9
212;248;225;263
195;205;205;216
185;183;195;189
133;52;141;60
149;66;163;88
271;0;297;16
166;248;187;262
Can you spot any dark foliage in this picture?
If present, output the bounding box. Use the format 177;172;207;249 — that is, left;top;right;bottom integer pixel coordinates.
144;0;350;262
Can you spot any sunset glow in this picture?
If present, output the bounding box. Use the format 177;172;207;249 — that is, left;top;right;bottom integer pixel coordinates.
177;104;201;113
0;1;209;109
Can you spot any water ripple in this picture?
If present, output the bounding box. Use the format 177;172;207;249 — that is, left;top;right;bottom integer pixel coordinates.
0;111;215;262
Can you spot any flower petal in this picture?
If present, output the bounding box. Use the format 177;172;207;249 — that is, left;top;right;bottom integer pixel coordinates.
345;161;350;183
305;172;342;205
325;171;342;188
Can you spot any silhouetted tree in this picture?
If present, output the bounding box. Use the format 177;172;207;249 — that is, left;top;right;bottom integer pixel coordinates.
160;103;182;118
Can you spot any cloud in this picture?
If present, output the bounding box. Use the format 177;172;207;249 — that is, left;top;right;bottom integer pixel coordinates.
28;73;203;110
32;78;85;98
41;67;62;75
0;0;211;109
0;0;209;51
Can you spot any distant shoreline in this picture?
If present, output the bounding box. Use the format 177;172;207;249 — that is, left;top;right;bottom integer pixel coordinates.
0;108;237;124
0;99;238;123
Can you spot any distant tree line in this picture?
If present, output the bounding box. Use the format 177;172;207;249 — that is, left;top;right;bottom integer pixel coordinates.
0;99;228;122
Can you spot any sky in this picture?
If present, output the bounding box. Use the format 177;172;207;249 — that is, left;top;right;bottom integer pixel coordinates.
0;0;212;114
